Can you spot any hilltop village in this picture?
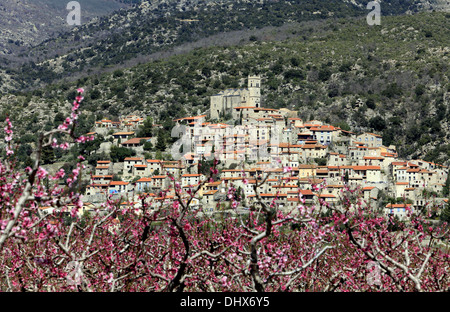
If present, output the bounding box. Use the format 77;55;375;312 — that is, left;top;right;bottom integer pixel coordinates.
45;76;449;220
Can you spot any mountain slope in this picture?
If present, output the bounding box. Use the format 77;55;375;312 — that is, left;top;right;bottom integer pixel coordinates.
1;0;429;92
0;0;138;57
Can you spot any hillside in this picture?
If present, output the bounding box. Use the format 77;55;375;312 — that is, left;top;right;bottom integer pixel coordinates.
1;11;449;167
0;0;138;57
0;0;429;92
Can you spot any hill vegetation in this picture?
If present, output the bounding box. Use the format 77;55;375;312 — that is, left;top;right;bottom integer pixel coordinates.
0;7;449;168
0;0;427;91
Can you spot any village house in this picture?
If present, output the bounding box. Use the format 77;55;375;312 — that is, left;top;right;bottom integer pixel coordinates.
327;153;348;166
109;181;131;194
135;177;153;193
181;173;204;187
91;174;113;185
385;203;413;221
393;182;411;198
124;157;144;173
95;119;121;129
112;131;135;142
149;175;169;189
121;137;152;149
355;132;383;148
352;166;382;183
309;125;338;145
132;163;148;177
95;164;112;176
202;190;219;212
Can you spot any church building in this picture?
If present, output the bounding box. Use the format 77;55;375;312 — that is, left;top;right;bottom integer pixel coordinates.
209;75;261;120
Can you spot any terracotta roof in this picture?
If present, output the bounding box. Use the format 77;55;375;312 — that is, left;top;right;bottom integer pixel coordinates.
173;115;207;122
113;132;135;135
110;181;129;186
122;137;151;145
391;162;407;166
146;159;162;163
352;166;381;171
205;181;222;186
363;132;382;138
386;203;411;208
310;125;336;131
291;190;315;195
233;106;257;110
136;178;152;182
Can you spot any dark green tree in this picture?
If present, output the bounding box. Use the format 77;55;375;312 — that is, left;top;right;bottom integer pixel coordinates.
155;131;167;151
369;116;386;131
143;141;153;151
110;146;136;162
41;146;55;165
443;175;450;197
136;117;154;137
440;202;450;223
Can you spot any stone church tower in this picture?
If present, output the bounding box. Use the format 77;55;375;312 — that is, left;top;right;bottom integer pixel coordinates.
247;75;261;108
209;75;261;120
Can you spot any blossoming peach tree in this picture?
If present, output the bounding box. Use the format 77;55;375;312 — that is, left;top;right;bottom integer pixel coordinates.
0;90;448;292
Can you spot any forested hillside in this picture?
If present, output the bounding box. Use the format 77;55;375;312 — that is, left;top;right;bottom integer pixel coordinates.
0;0;138;56
0;0;427;91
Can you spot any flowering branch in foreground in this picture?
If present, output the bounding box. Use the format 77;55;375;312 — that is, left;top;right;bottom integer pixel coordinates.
0;90;448;292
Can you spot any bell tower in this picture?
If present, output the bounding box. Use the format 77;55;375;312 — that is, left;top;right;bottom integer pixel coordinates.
248;75;261;107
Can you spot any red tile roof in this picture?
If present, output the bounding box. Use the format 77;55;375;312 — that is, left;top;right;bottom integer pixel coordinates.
352;166;381;171
122;137;151;145
110;181;129;186
137;178;152;182
386;203;411;208
113;131;135;135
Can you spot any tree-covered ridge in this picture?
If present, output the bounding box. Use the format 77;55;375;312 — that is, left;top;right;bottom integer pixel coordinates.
1;0;425;91
1;11;449;166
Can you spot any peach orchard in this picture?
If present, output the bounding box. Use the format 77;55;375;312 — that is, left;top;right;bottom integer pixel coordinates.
0;90;448;292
